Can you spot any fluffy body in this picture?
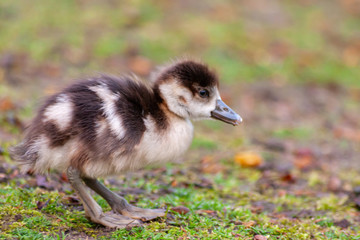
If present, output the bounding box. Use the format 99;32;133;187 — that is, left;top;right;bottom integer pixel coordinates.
11;60;219;178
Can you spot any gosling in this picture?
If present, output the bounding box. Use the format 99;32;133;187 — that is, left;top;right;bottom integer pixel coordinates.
11;59;242;228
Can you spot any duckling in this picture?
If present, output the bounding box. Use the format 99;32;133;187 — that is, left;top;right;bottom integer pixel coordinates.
10;59;242;228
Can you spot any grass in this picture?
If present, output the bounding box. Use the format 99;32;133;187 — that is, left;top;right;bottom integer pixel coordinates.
1;163;360;239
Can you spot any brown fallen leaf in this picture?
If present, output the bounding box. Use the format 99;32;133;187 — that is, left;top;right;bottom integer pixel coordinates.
230;220;243;225
281;172;296;183
170;179;178;187
334;126;360;142
60;172;68;182
294;156;313;170
233;233;243;238
234;152;263;168
0;97;15;111
64;196;81;206
294;189;316;197
201;155;224;174
171;206;190;215
243;220;256;228
293;148;315;170
36;199;50;210
293;148;314;158
128;56;152;76
195;209;217;217
254;235;267;240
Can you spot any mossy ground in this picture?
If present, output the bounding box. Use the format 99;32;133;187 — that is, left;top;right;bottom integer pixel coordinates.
1;158;360;239
1;0;360;239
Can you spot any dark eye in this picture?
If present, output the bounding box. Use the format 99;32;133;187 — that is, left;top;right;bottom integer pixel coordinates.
199;89;209;98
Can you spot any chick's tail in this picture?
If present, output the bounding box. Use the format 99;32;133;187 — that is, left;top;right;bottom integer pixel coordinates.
9;141;38;174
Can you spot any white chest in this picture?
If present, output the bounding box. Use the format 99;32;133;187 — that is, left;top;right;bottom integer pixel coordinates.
136;116;194;166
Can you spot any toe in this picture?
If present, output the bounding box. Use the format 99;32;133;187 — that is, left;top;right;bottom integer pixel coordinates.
94;212;143;228
122;207;166;221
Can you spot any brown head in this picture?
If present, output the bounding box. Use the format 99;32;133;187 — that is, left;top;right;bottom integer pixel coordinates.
153;60;242;125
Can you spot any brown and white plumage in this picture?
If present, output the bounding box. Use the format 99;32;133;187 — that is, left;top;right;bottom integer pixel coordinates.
10;59;242;228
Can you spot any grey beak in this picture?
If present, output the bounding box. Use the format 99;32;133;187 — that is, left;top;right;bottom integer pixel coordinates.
210;100;242;126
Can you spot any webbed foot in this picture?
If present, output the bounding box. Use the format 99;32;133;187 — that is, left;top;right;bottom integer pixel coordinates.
82;177;166;222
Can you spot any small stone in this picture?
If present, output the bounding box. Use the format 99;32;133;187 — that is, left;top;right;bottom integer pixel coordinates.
14;214;22;221
334;219;351;229
327;176;342;192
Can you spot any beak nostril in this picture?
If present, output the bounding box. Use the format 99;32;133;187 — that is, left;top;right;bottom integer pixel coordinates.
223;107;229;112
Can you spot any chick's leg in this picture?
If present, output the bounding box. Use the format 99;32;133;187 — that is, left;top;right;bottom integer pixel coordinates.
83;177;165;221
67;167;142;228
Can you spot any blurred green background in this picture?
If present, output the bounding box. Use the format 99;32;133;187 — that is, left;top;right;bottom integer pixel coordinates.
0;0;359;88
